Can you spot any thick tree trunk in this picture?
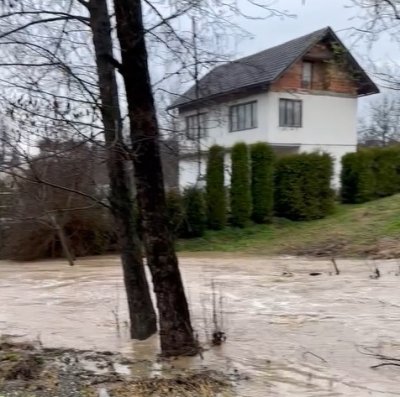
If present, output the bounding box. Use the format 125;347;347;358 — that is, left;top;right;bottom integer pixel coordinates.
88;0;157;340
113;0;198;356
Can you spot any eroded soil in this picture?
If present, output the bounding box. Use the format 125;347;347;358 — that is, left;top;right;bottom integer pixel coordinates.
0;338;230;397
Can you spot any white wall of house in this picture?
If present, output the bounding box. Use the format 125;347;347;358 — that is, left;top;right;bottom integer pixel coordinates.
178;90;358;189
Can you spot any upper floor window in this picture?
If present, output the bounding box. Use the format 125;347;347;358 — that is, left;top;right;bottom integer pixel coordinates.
302;61;313;89
279;99;302;128
229;101;257;132
185;113;208;140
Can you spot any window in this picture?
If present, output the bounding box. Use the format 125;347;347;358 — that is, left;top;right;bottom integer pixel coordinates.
185;113;208;140
229;101;257;132
279;99;302;128
302;61;313;89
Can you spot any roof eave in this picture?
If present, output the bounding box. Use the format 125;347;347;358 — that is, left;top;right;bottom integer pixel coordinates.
170;82;271;112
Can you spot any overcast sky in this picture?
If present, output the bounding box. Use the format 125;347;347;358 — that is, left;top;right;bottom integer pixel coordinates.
236;0;391;60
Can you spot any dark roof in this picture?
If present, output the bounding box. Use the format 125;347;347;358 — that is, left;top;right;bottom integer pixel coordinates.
170;27;379;110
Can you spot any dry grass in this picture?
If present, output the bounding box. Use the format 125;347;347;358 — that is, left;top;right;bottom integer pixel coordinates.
0;338;231;397
109;373;229;397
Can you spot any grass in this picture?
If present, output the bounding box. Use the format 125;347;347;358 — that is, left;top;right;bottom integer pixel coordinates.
177;194;400;257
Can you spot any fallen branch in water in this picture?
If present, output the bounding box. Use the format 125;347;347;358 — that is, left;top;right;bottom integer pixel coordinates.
357;345;400;370
371;362;400;369
331;257;340;275
302;350;327;363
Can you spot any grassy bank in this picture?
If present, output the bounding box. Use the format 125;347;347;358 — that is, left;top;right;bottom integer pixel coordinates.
177;194;400;258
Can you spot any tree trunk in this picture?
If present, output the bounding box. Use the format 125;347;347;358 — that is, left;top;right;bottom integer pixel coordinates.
88;0;156;340
113;0;198;356
50;214;75;267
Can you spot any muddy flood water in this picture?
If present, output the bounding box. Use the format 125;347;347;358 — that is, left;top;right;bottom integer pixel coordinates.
2;254;400;396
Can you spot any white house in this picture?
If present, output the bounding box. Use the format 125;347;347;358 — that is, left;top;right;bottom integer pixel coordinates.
169;27;379;188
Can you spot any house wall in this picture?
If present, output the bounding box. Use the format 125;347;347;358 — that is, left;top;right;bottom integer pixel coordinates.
179;91;271;154
178;91;358;188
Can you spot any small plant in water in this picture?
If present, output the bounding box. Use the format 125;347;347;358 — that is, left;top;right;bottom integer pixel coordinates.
211;280;226;346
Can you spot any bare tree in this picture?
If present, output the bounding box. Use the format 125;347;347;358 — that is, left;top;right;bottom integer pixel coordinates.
359;93;400;146
0;0;157;340
86;0;157;340
4;139;111;263
351;0;400;88
113;0;198;357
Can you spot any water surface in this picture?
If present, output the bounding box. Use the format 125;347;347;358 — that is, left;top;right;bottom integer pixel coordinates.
1;254;400;396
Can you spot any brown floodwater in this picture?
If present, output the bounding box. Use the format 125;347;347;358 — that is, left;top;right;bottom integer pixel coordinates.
1;254;400;396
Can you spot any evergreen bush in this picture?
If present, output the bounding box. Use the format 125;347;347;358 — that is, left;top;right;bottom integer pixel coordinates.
341;146;400;203
230;142;251;227
250;142;275;223
275;152;334;221
341;150;376;203
373;147;400;198
165;189;184;238
206;145;226;229
181;186;206;238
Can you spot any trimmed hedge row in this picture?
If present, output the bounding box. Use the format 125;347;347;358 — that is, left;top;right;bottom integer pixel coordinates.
230;143;252;227
206;145;226;230
341;146;400;204
250;143;275;223
274;153;334;221
168;145;336;236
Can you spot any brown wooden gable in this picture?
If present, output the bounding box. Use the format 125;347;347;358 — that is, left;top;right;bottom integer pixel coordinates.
271;40;358;96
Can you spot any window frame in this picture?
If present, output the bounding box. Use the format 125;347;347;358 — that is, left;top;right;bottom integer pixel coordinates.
279;99;303;128
301;61;313;89
185;112;208;140
229;101;257;132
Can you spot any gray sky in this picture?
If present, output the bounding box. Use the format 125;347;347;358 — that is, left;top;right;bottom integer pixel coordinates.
236;0;390;59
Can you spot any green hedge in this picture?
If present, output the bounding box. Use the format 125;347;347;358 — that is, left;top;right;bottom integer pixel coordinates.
250;142;275;223
230;143;251;227
165;190;184;238
340;151;375;204
341;146;400;204
181;186;206;238
275;152;334;221
206;145;227;230
373;147;400;198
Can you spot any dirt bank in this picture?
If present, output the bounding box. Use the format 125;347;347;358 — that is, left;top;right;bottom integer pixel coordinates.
0;338;230;397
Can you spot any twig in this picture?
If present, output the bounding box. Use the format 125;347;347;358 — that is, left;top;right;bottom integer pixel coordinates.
371;362;400;369
302;351;327;363
331;257;340;275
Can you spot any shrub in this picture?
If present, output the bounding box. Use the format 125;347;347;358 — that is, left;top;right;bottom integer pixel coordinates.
275;152;334;221
250;142;275;223
372;146;400;198
341;146;400;204
230;142;251;227
181;186;206;238
165;189;184;238
206;145;226;230
340;150;376;203
4;209;115;261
